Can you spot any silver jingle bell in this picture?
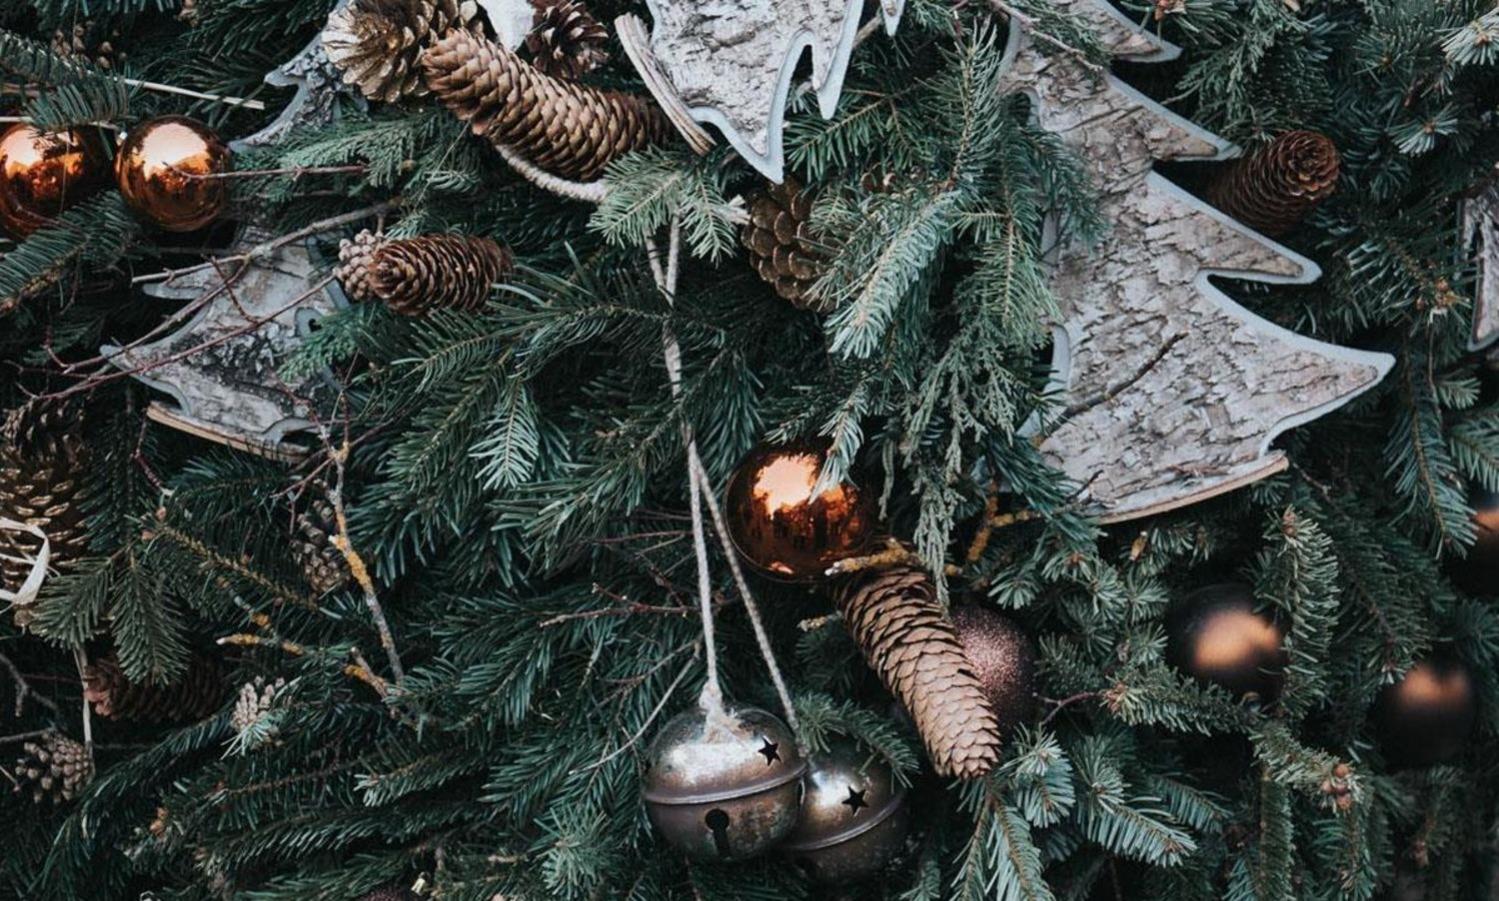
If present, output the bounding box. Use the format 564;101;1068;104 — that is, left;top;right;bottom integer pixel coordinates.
642;704;806;861
782;745;909;884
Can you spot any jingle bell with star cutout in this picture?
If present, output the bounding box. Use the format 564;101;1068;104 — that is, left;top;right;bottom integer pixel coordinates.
114;115;231;232
642;704;806;861
0;124;106;238
724;438;875;580
782;744;909;884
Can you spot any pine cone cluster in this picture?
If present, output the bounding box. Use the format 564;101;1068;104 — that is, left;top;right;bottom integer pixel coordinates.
83;653;227;724
323;0;480;102
835;566;1002;779
13;731;92;804
743;178;831;312
50;21;123;70
1207;130;1340;237
231;676;286;743
526;0;609;79
291;498;351;594
0;405;91;621
336;229;512;316
422;28;671;182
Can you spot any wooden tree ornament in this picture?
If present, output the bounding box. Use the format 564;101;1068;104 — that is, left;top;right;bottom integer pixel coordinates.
1464;181;1499;351
1005;1;1393;522
615;0;906;182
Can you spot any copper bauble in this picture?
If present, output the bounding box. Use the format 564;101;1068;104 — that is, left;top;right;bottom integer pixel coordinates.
724;439;874;580
0;125;104;238
1166;583;1287;702
642;705;806;861
1374;655;1476;769
114;116;231;232
1448;486;1499;595
783;745;908;884
952;605;1037;736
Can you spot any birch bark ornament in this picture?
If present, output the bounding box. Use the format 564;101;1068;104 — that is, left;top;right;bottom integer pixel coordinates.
615;0;906;182
1006;1;1394;522
234;0;364;151
1463;180;1499;351
101;238;347;462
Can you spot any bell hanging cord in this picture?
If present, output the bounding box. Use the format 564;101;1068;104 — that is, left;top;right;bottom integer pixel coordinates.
0;517;50;610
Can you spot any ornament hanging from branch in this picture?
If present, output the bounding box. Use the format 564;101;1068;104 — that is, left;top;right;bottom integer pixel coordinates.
1007;0;1393;522
615;0;906;182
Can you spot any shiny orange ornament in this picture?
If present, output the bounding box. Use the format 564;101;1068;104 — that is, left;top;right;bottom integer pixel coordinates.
114;116;231;232
0;124;105;238
724;439;874;580
1167;583;1287;702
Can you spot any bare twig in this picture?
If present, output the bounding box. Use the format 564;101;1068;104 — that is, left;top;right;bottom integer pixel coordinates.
326;441;404;685
0;729;52;745
0;647;60;717
72;648;93;770
584;653;697;771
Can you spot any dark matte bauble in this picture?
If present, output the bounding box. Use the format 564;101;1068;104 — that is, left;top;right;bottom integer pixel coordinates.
782;745;908;884
643;704;806;861
724;438;874;580
1447;486;1499;595
114;116;231;232
951;605;1036;736
1166;583;1286;702
1374;655;1476;769
0;124;105;238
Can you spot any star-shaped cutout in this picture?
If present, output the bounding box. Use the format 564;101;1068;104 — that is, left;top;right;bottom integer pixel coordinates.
756;739;780;765
842;787;868;814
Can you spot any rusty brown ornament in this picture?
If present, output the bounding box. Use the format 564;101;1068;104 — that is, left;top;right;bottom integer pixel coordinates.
642;704;805;861
115;116;231;232
782;745;908;884
724;439;874;580
1374;655;1476;769
0;124;106;238
1166;583;1287;703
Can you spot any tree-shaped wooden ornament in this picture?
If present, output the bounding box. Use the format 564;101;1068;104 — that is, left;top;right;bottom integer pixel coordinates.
1007;1;1393;521
1464;181;1499;351
616;0;905;182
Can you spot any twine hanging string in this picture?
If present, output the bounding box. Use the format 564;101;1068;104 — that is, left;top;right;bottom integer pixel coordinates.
0;518;50;610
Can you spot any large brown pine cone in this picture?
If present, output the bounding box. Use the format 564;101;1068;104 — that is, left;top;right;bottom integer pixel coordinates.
1207;130;1340;237
526;0;609;79
835;566;1002;779
422;27;672;182
83;653;227;724
323;0;480;102
336;230;512;316
0;405;91;618
13;731;92;804
743;178;831;312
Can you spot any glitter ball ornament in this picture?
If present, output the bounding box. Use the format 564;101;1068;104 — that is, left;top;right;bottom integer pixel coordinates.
724;439;875;580
1448;486;1499;594
114;116;231;232
642;705;806;861
951;605;1037;737
782;745;909;884
1374;655;1477;769
1166;583;1287;702
0;124;105;238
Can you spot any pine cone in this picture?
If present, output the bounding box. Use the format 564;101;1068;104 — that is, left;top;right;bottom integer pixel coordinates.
743;178;831;312
0;405;91;621
834;566;1002;779
422;28;672;182
13;731;92;804
323;0;479;102
337;231;512;316
291;498;351;593
230;676;286;742
1207;130;1340;237
526;0;609;79
83;653;226;724
50;21;124;71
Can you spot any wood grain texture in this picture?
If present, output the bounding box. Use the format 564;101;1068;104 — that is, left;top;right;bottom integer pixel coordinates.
1008;0;1393;522
1464;182;1499;351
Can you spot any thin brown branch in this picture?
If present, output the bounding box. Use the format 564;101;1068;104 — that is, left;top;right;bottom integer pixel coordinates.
0;648;60;717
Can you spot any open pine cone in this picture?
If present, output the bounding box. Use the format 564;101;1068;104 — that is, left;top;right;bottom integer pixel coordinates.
743;178;831;312
13;731;92;804
0;405;91;622
292;498;351;594
526;0;609;79
323;0;480;102
83;653;227;724
336;230;512;316
1207;130;1340;237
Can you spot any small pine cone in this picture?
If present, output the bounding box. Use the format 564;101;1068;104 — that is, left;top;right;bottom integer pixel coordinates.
1207;130;1340;237
0;405;91;622
323;0;479;102
50;21;124;70
292;499;351;593
231;676;286;737
363;234;511;316
83;653;226;724
14;732;92;804
834;566;1002;779
177;0;199;25
526;0;610;79
743;178;830;312
336;229;388;302
422;28;672;182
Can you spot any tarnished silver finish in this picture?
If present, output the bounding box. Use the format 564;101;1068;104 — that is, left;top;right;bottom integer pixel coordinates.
782;746;908;884
642;705;805;861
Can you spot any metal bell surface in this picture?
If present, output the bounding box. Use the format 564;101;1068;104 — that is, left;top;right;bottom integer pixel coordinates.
642;705;806;861
782;745;909;883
